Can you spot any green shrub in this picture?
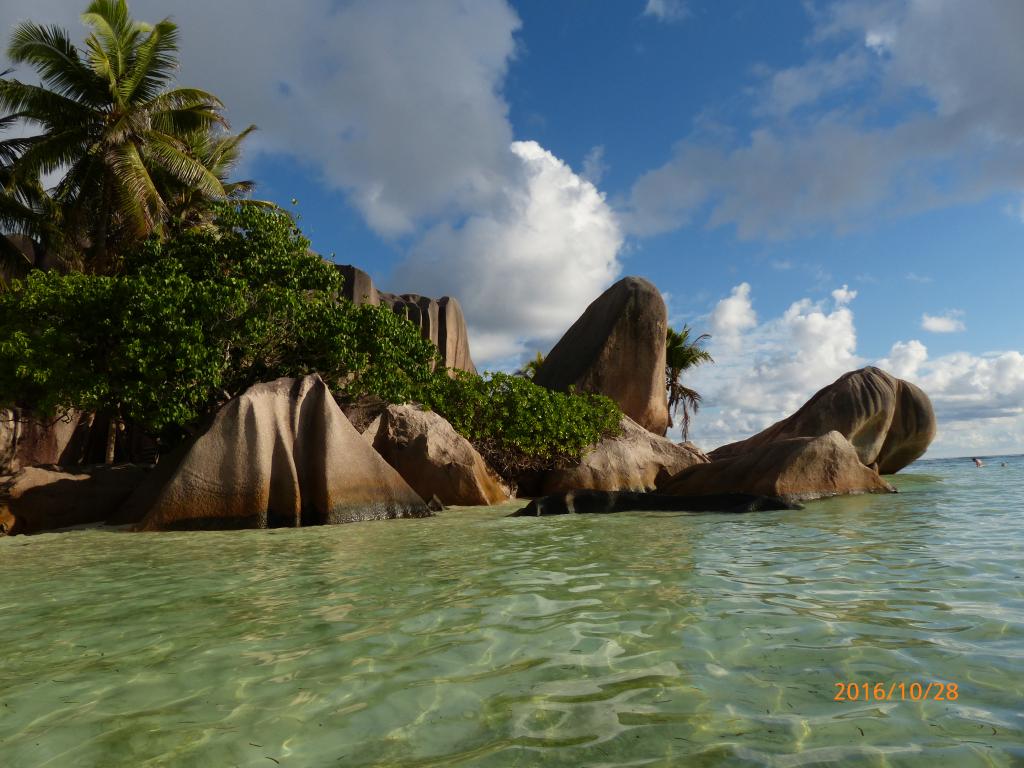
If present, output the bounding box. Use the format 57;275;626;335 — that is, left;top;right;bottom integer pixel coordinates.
423;370;622;478
0;204;438;435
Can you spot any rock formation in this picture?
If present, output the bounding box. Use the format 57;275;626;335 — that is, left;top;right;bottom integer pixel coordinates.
709;367;936;474
0;464;149;536
512;489;801;516
128;375;431;531
0;409;95;474
662;431;896;502
371;404;508;506
541;415;707;494
533;276;669;435
336;264;477;374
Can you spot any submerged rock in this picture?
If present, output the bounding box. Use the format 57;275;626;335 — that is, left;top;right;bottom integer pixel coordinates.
128;375;430;531
541;415;707;494
533;276;670;435
662;431;895;502
372;405;508;506
709;367;935;474
0;464;149;535
512;489;801;516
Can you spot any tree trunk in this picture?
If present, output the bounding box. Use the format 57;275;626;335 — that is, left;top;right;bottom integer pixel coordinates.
105;416;118;465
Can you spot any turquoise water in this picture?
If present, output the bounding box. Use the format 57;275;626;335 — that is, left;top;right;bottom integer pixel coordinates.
1;456;1022;767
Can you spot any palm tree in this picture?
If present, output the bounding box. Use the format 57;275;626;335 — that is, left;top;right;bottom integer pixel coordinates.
665;325;713;441
516;351;545;379
0;0;239;273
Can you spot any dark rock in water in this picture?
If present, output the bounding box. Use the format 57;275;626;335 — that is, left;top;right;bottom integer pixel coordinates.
0;464;150;535
533;276;669;435
510;489;802;516
335;263;477;374
709;366;935;474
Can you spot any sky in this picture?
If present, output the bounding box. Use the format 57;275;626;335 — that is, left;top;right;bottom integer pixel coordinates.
2;0;1022;458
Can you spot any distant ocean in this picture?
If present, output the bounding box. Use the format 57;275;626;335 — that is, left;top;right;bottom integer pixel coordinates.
2;455;1021;766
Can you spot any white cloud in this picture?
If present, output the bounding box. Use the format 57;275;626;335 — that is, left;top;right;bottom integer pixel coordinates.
877;339;927;379
921;310;966;333
877;341;1024;457
581;145;608;185
684;283;862;447
708;282;757;350
626;0;1024;239
831;284;857;306
1;1;524;237
643;0;689;23
397;141;622;365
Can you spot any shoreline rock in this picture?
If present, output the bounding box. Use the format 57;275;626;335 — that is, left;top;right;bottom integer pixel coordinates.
128;375;431;531
709;367;935;474
534;276;670;435
662;431;896;502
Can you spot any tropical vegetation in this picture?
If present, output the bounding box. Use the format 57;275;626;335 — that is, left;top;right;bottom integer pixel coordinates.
0;203;621;472
665;325;714;441
0;0;254;275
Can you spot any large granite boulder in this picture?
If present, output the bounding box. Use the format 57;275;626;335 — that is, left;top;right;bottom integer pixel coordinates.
0;465;149;536
710;367;936;474
662;431;895;502
533;276;669;435
0;409;95;474
128;375;430;531
371;404;507;506
336;264;477;374
541;416;707;494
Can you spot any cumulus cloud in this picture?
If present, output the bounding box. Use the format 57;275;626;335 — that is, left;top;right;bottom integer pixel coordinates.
877;340;1024;456
643;0;690;23
397;141;622;364
708;282;757;350
626;0;1024;239
921;310;966;333
684;283;862;447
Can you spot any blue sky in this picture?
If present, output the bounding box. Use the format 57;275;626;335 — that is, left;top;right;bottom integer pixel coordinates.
3;0;1022;457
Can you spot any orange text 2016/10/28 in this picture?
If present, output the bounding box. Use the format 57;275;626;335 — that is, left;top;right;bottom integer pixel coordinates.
834;682;959;702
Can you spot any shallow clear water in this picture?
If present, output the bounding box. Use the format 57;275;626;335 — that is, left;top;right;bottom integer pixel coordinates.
1;456;1022;767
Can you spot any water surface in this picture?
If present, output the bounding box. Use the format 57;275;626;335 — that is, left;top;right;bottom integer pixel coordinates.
1;456;1022;766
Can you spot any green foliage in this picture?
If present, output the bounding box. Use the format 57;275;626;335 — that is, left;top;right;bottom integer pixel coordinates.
0;0;253;271
0;202;619;469
665;324;714;440
0;203;439;434
423;371;622;477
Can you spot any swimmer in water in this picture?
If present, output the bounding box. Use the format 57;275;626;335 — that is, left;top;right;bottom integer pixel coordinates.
972;457;984;468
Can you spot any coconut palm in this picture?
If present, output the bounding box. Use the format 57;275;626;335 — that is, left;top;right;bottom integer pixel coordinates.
516;351;545;380
0;0;239;272
665;325;713;441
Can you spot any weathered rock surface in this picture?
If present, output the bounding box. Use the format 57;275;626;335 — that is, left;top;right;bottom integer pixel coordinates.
534;276;669;435
0;464;149;536
129;375;430;531
541;416;708;494
709;367;936;474
0;409;95;474
662;431;895;502
372;405;508;506
336;264;477;374
512;490;801;516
